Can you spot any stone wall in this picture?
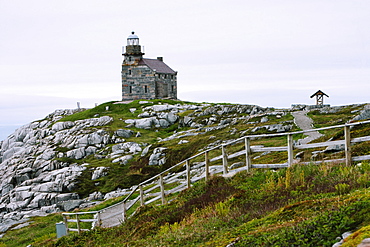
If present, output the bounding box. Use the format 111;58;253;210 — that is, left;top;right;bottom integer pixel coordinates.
122;65;177;100
122;65;156;100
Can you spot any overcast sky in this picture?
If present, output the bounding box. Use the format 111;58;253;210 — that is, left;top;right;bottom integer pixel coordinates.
1;0;370;140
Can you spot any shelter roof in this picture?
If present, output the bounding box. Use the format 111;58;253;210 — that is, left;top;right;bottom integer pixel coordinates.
310;90;329;98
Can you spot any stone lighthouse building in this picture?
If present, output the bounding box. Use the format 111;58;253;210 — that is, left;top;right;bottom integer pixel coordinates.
121;32;177;101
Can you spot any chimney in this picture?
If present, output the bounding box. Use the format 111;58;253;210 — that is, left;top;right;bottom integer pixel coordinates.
157;57;163;62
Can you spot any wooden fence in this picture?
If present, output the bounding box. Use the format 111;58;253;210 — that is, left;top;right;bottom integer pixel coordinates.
62;119;370;233
62;211;100;234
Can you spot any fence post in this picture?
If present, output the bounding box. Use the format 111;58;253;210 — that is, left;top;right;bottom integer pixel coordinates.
287;134;293;167
344;125;352;166
95;211;101;228
139;185;144;206
122;202;126;222
76;214;81;234
222;145;228;174
186;160;191;189
245;137;251;170
159;174;166;205
62;214;69;234
205;151;210;181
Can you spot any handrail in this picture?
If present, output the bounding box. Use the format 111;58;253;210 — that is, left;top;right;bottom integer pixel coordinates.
62;119;370;234
133;119;370;190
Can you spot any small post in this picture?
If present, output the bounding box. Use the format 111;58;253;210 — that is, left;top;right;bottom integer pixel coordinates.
287;134;293;167
186;160;191;189
222;145;228;174
344;125;352;166
139;185;144;206
159;174;166;205
95;211;101;228
122;202;127;222
245;137;252;170
56;222;67;238
205;151;210;181
63;214;69;234
76;214;81;234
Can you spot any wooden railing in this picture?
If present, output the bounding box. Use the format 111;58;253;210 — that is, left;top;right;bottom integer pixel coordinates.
62;211;100;234
62;119;370;233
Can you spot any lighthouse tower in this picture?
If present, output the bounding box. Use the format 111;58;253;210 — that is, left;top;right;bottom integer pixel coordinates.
121;32;177;101
122;32;144;65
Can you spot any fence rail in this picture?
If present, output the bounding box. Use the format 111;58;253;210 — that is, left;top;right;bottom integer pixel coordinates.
62;119;370;233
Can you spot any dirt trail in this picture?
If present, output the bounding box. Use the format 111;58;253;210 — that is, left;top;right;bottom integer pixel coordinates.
291;110;323;144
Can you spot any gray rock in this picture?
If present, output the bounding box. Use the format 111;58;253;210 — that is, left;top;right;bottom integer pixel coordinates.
56;193;79;202
252;124;292;133
111;142;142;155
66;147;86;159
149;147;167;166
112;155;133;165
92;167;108;180
324;144;345;153
151;104;176;112
141;145;152;157
57;199;84;211
165;112;178;124
158;119;170;128
358;238;370;247
135;117;155;129
114;129;134;138
138;112;151;118
88;192;104;201
260;116;269;123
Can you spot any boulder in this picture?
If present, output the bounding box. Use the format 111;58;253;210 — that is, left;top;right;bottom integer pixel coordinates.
324;144;345;153
260;116;269;123
149;147;167;166
112;155;133;165
92;167;108;180
135;118;155;129
358;238;370;247
57;199;84;211
141;145;152;157
66;147;86;159
114;129;134;138
88;191;104;201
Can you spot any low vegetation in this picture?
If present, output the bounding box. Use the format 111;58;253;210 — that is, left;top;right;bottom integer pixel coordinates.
8;161;368;246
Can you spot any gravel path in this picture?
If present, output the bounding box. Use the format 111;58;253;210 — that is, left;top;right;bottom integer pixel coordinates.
99;199;137;228
291;110;323;144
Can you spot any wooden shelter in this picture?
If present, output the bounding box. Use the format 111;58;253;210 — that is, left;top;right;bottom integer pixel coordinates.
310;90;329;105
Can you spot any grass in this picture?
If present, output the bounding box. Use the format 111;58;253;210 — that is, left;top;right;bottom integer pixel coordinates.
21;161;370;246
0;213;63;247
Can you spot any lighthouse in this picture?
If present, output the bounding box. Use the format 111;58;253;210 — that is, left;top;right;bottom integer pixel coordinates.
121;32;177;101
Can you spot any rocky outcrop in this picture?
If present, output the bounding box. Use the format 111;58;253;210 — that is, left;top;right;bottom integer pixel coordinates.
0;110;119;231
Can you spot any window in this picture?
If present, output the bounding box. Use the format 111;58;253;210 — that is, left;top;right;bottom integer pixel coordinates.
144;85;148;93
129;86;132;94
128;70;131;75
171;85;174;92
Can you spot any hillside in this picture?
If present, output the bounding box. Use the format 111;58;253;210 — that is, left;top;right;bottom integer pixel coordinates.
1;100;370;246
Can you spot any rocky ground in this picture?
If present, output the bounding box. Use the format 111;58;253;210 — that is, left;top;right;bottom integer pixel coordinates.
0;100;368;234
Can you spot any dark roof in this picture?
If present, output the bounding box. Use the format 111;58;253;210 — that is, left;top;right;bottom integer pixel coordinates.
310;90;329;98
138;58;176;74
